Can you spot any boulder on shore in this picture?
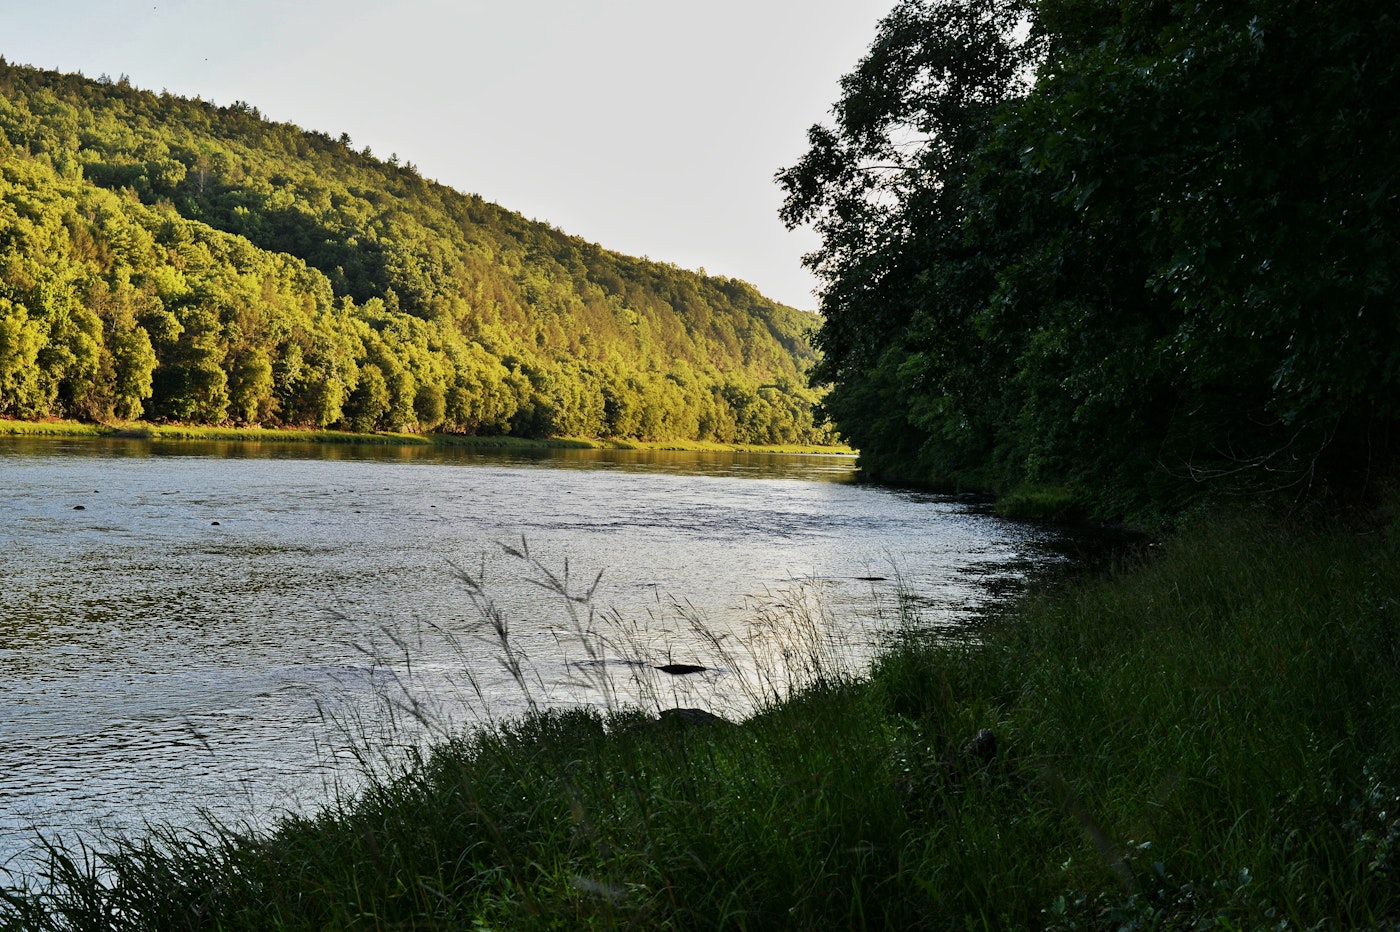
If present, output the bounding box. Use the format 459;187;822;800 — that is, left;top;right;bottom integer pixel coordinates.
658;707;729;728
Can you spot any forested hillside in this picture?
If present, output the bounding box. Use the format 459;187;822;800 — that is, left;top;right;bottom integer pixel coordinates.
782;0;1399;516
0;60;829;444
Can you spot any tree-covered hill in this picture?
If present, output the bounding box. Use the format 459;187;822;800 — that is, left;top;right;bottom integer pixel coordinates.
782;0;1399;517
0;60;829;444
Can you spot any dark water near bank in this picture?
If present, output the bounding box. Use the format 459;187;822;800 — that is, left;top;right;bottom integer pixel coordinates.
0;437;1066;877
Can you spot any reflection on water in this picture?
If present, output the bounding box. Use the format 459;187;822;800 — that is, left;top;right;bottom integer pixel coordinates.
0;435;1063;877
0;436;864;480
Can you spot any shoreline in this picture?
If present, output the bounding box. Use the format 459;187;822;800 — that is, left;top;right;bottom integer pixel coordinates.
4;510;1394;927
0;418;857;457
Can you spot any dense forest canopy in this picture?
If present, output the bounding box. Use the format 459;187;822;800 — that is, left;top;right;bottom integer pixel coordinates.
782;0;1399;516
0;60;831;444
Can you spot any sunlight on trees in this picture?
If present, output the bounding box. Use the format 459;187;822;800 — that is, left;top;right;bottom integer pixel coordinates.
0;62;831;444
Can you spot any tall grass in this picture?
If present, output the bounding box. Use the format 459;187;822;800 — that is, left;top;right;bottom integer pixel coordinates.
3;513;1398;929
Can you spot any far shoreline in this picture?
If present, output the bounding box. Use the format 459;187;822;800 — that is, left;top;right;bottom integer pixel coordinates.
0;418;857;457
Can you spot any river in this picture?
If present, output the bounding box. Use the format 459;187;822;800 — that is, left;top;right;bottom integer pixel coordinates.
0;436;1067;878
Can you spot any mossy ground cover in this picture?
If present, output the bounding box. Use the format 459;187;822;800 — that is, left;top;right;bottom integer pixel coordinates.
3;512;1397;929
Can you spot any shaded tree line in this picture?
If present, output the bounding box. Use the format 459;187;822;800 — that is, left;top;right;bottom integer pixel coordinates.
781;0;1399;516
0;61;831;444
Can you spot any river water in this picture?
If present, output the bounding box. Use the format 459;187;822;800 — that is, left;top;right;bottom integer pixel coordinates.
0;436;1066;877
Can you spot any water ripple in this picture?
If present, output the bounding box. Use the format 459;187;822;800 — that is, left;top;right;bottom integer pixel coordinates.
0;437;1065;876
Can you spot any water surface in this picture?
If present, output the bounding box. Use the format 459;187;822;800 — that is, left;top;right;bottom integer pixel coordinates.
0;437;1063;876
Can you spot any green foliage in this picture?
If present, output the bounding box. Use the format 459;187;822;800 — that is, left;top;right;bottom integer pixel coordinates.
0;296;43;413
0;61;830;444
782;0;1400;517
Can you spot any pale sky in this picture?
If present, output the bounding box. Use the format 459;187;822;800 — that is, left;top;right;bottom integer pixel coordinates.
0;0;897;310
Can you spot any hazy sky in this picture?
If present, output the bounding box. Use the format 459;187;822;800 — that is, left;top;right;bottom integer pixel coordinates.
0;0;897;310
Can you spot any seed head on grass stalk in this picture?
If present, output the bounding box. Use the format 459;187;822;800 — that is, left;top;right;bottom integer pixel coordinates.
447;542;551;717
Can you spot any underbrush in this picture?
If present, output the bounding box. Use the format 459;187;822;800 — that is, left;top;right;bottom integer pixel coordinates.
996;483;1084;523
3;514;1398;929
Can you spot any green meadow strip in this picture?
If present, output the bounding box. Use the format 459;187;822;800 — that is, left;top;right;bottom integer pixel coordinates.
0;419;110;437
0;418;854;455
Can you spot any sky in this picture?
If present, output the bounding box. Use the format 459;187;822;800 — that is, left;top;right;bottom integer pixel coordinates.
0;0;898;310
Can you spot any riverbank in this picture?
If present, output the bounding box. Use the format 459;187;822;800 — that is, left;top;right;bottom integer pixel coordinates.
4;510;1397;929
0;418;855;456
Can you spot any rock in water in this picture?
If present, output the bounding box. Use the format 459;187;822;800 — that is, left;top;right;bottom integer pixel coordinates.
656;663;708;675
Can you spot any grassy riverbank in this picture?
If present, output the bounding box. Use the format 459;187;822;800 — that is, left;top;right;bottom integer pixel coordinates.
0;418;855;455
4;510;1397;929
